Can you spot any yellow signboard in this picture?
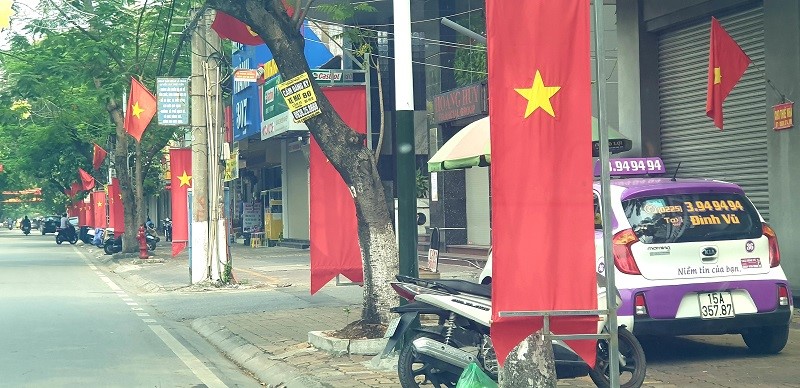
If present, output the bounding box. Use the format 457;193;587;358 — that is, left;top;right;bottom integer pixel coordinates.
224;150;239;182
277;72;321;123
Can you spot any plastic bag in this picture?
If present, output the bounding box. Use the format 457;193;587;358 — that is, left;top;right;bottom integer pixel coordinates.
456;362;498;388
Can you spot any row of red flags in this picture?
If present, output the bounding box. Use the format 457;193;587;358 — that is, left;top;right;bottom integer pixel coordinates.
67;178;124;233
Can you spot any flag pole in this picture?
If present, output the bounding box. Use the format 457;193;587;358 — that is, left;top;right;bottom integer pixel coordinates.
591;1;621;386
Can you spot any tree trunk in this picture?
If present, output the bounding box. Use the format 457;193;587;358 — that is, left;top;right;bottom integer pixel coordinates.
97;78;138;253
498;330;557;388
208;0;399;323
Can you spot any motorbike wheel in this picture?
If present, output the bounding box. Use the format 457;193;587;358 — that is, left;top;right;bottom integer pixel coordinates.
398;332;460;388
147;240;156;251
70;235;78;244
103;241;116;255
589;327;647;388
56;235;63;245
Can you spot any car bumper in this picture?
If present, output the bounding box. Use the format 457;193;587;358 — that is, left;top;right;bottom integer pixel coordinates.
631;306;792;336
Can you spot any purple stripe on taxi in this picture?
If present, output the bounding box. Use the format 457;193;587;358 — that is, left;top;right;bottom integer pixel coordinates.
617;279;790;319
615;179;744;201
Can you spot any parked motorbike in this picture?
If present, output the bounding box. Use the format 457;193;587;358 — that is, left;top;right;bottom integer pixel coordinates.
382;275;647;388
104;233;157;255
161;218;172;242
55;225;78;245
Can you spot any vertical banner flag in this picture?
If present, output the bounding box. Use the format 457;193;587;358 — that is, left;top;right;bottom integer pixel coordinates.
78;168;96;191
93;143;108;170
487;0;597;367
706;16;751;130
124;77;157;142
91;191;107;229
169;148;192;257
108;178;125;234
309;86;367;294
84;199;95;229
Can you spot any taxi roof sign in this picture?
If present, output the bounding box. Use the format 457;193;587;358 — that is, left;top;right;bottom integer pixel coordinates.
594;157;665;176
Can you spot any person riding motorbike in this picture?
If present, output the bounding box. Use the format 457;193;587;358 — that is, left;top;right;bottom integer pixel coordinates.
21;216;31;234
58;213;75;240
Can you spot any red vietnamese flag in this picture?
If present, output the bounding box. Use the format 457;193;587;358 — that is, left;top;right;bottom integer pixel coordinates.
93;143;108;171
706;17;751;130
211;11;263;46
78;168;95;191
309;86;366;294
487;0;597;367
124;77;157;142
169;148;192;257
92;191;107;229
107;178;125;234
211;5;294;46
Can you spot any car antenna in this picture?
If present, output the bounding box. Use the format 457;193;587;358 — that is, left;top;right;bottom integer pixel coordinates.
670;162;682;181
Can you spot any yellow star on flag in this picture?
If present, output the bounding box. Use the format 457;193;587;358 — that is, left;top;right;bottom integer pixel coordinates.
514;70;561;118
713;67;721;84
97;202;103;207
178;171;192;187
131;101;145;118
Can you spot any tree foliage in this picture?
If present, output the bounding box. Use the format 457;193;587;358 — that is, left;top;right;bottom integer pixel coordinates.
0;0;193;217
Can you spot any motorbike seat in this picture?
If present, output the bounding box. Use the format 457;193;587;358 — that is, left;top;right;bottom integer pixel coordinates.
429;279;491;298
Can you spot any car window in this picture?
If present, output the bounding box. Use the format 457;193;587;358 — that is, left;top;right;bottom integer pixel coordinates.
593;194;602;229
622;192;761;244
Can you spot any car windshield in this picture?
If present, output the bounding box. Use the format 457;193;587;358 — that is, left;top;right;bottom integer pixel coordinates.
622;192;762;244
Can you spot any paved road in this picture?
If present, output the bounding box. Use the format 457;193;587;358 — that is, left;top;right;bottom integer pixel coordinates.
0;229;259;387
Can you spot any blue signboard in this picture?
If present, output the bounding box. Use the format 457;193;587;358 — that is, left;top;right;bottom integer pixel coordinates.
156;78;190;126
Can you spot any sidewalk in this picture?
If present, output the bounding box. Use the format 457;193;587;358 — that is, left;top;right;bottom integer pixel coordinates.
89;241;602;388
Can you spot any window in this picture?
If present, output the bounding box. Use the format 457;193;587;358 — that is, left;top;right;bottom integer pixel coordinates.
622;192;761;244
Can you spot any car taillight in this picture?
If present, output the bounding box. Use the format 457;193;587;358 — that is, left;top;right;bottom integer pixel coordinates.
613;229;641;275
778;285;790;306
634;292;648;316
391;283;417;302
762;223;781;268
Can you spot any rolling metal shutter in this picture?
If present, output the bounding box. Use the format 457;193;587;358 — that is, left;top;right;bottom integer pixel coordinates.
658;7;769;220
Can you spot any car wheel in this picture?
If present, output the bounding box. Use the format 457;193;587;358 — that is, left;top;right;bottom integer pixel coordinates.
742;325;789;354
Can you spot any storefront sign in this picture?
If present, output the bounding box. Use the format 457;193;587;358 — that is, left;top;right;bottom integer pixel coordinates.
156;77;190;126
224;150;239;182
312;69;353;84
233;69;259;82
773;102;793;130
278;72;321;123
433;82;487;124
261;75;309;140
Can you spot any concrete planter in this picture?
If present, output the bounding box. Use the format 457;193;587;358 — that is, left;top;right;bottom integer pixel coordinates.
308;330;388;356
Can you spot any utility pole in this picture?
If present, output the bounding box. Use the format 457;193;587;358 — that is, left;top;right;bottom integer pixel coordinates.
393;0;418;278
190;8;226;284
190;8;211;283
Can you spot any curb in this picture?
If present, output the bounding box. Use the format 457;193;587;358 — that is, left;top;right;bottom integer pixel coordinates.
192;318;332;388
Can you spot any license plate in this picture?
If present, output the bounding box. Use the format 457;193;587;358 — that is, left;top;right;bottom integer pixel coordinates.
698;291;734;319
383;317;402;338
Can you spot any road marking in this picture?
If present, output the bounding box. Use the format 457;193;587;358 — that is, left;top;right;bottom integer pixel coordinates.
136;313;150;317
76;246;228;387
148;325;227;388
122;298;134;302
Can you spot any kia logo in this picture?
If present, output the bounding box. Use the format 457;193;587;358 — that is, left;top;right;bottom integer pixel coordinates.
702;247;718;257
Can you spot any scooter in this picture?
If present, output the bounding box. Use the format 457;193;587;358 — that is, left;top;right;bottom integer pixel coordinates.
382;275;647;388
22;225;31;235
55;225;78;245
161;218;172;242
104;233;157;255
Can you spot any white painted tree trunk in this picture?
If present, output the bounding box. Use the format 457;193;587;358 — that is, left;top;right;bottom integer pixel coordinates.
499;330;557;388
